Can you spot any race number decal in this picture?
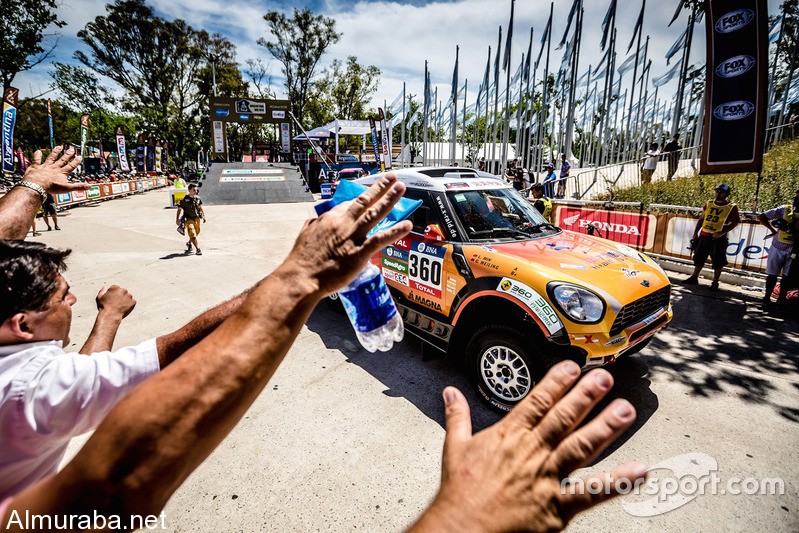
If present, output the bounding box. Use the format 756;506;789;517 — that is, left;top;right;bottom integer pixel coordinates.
408;241;445;298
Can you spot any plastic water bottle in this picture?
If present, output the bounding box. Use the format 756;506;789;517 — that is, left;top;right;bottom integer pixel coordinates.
338;261;404;352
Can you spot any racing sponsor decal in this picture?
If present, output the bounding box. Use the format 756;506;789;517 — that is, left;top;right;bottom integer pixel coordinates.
622;268;640;278
642;310;663;325
573;335;599;344
446;276;458;294
393;238;411;251
444;182;469;189
408;291;442;312
605;336;627;346
560;263;588;270
383;246;409;262
382;257;408;274
408;241;445;299
433;193;458;239
382;268;409;286
496;278;562;334
409;181;434;188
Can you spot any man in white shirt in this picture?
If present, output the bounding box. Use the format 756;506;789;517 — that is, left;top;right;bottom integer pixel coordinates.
640;142;660;184
0;238;253;499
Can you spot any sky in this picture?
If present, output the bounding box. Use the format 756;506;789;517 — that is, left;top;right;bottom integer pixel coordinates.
14;0;785;118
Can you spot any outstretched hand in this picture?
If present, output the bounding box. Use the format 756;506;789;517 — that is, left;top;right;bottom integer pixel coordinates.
285;173;412;297
410;362;647;533
23;146;88;194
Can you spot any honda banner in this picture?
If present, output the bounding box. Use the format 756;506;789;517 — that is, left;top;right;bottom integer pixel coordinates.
2;87;19;174
555;206;657;250
116;126;130;171
701;0;768;174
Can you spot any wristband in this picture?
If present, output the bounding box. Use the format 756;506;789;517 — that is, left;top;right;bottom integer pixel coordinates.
14;181;47;204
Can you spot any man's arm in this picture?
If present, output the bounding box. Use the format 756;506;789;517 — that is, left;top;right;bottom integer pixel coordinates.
1;175;413;525
175;204;183;225
199;201;206;221
719;205;741;237
79;286;137;355
757;213;776;236
0;147;86;240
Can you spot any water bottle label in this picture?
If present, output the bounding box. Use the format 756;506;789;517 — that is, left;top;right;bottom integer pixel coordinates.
339;271;397;333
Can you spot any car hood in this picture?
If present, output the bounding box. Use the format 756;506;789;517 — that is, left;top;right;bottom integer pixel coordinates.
463;230;669;308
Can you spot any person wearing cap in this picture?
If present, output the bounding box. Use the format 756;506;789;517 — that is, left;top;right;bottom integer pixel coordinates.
530;183;553;223
684;184;741;290
757;188;799;307
543;162;557;198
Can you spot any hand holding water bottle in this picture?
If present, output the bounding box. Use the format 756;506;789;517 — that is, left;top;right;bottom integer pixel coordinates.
285;174;412;300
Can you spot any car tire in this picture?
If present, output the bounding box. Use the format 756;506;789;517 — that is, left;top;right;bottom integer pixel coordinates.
466;325;547;413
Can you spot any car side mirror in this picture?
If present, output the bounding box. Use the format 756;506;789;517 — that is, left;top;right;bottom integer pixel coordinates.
424;224;446;242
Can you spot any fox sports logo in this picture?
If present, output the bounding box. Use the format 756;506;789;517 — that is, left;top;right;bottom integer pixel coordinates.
714;101;755;121
715;9;755;33
716;55;755;78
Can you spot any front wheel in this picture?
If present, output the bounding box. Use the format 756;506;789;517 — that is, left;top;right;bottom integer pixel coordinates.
466;326;547;413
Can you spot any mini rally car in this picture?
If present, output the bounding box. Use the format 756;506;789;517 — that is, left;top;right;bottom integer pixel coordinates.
356;168;673;412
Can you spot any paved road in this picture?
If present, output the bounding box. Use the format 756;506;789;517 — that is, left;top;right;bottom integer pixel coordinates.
42;189;797;532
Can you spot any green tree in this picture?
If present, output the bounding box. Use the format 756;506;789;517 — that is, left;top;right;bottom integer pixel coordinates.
311;56;380;123
258;8;342;127
50;63;116;112
0;0;65;92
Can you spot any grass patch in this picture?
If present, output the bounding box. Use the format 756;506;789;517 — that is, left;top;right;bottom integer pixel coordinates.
598;139;799;212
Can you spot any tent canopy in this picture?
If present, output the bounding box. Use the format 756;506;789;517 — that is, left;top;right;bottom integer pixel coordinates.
293;119;373;141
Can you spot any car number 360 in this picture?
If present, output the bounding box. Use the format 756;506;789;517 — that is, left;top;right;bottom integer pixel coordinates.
409;254;442;285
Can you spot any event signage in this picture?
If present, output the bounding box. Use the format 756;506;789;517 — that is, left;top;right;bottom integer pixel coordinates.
135;135;145;172
145;139;155;172
209;97;291;125
378;107;392;171
2;87;19;174
47;99;54;149
701;0;767;174
79;114;89;158
368;117;382;169
280;123;290;153
87;186;101;199
155;142;163;172
212;121;225;154
116;126;130;171
555;207;656;249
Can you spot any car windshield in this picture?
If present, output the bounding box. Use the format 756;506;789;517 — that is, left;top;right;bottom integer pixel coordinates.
447;188;559;241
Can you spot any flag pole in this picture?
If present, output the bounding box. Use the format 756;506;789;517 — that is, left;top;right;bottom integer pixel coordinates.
491;26;503;173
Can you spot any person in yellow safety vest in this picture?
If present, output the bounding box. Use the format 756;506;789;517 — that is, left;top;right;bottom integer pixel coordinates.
530;183;553;223
684;183;741;291
757;188;799;307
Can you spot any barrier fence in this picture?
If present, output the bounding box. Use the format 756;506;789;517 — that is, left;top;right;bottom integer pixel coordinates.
53;178;169;209
550;200;769;275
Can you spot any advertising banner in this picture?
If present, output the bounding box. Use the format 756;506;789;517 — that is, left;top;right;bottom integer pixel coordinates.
47;99;54;149
369;117;382;169
701;0;768;174
155;143;163;172
71;190;86;202
135;135;145;172
145;139;155;172
87;186;101;199
212;121;225;156
378;108;392;170
2;87;19;174
280;123;290;153
79;114;89;158
116;126;130;171
554;206;656;249
208;97;291;125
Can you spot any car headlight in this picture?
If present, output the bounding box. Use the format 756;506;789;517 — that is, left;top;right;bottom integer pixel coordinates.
549;283;606;323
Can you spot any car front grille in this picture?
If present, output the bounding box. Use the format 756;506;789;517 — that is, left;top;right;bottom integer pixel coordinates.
609;286;671;337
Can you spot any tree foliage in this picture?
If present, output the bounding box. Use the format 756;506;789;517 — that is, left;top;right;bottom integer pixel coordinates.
306;56;380;126
0;0;65;92
50;63;116;112
258;8;341;127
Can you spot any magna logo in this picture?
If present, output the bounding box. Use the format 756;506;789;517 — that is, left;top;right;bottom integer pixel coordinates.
715;9;754;33
713;101;755;121
716;55;755;78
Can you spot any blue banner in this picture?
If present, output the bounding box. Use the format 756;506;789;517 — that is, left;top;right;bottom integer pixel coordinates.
2;87;19;174
47;100;54;149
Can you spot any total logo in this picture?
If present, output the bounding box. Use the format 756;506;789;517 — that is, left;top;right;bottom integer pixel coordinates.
715;9;754;34
714;101;755;121
716;55;755;79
